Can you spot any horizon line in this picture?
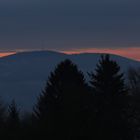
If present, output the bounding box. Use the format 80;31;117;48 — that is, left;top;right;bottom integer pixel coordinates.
0;48;139;62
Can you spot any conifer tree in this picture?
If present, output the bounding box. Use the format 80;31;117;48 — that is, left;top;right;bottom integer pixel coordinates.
0;98;5;124
89;54;133;140
7;100;20;126
7;100;20;139
34;59;91;139
128;68;140;139
0;98;6;138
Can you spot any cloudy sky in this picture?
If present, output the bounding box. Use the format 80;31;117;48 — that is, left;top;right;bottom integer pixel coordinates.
0;0;140;60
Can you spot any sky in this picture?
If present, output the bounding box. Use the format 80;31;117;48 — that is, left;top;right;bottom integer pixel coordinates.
0;0;140;60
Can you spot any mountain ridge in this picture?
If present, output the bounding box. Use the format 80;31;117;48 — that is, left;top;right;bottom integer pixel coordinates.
1;50;140;63
0;50;139;111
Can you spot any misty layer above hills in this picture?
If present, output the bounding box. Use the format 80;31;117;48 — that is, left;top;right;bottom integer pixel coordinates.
0;51;139;111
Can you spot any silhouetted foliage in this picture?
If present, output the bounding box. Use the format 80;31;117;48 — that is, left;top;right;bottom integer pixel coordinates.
127;68;140;139
0;98;6;138
0;56;138;139
0;98;5;123
7;100;20;126
6;100;21;139
89;54;133;140
34;59;91;139
128;67;140;95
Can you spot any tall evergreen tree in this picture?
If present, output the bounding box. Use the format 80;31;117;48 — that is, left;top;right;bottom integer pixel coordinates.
6;100;20;139
89;54;133;140
0;98;5;124
34;59;91;139
128;68;140;139
0;98;6;138
7;100;20;127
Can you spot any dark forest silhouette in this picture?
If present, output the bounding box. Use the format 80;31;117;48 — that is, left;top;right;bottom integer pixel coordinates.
0;54;139;139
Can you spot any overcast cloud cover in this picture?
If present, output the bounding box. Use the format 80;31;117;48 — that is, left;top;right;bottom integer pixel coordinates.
0;0;140;51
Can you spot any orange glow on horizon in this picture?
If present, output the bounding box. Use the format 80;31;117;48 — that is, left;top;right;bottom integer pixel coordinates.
0;47;139;61
0;52;16;58
60;47;140;61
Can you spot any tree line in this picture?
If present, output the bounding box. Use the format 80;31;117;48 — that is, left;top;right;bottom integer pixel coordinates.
0;54;140;140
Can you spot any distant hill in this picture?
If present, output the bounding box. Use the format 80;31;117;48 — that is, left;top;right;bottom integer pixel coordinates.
0;51;139;111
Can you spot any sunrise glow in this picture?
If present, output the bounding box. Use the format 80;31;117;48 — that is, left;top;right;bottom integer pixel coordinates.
60;47;140;61
0;47;139;61
0;52;16;57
